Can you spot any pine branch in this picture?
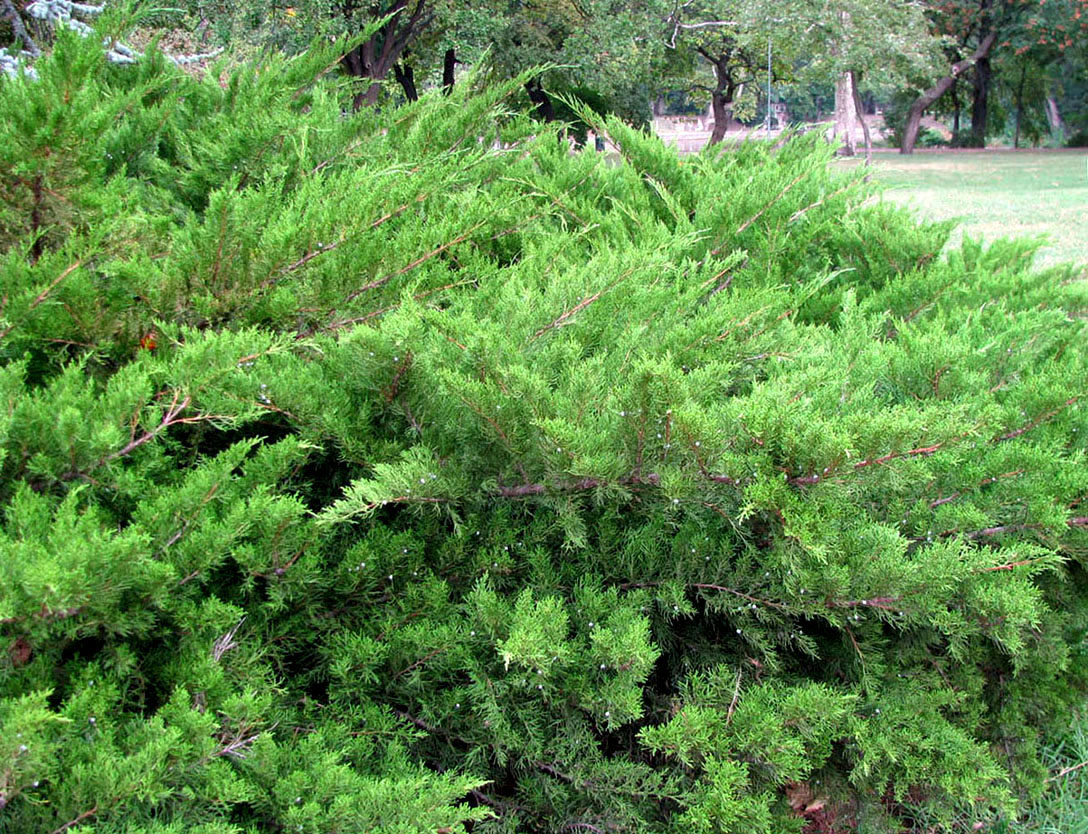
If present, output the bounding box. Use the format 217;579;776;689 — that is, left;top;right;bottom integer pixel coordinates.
1047;758;1088;782
531;269;634;341
391;645;449;680
928;470;1024;509
732;172;808;237
103;392;193;464
0;259;83;342
262;238;343;288
995;397;1079;442
725;667;742;725
212;617;245;662
973;558;1048;573
51;805;99;834
828;596;901;611
344;221;486;302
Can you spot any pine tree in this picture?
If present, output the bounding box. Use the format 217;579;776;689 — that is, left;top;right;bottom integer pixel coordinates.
1;30;1086;834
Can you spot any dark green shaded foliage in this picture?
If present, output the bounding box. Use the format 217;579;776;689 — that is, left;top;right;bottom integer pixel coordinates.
1066;129;1088;147
1;31;1087;834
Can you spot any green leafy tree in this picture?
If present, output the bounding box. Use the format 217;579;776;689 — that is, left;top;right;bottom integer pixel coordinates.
796;0;938;159
476;0;667;126
899;0;1088;152
660;0;796;144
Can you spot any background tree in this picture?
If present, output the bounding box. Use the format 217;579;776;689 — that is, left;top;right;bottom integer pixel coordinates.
661;0;808;144
899;0;1088;152
308;0;446;108
797;0;938;159
1047;41;1088;142
479;0;667;126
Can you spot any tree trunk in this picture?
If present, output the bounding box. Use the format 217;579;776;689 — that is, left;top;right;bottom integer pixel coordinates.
525;79;556;122
849;70;872;164
708;89;729;145
442;48;457;96
653;95;666;117
339;1;434;110
394;62;418;101
830;9;857;156
707;59;739;146
834;71;858;156
354;82;383;111
1013;62;1027;149
970;55;991;146
901;30;997;154
1045;96;1064;136
951;80;960;135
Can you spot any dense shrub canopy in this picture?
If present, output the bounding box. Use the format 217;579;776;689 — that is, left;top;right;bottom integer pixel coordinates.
1;33;1087;834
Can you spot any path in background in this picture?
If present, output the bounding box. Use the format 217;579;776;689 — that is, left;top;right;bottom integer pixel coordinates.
845;150;1088;270
651;113;892;154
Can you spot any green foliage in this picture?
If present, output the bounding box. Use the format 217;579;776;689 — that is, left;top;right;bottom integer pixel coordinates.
1;32;1087;834
1066;129;1088;147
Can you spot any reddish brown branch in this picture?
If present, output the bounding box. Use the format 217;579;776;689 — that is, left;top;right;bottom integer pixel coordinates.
368;193;428;229
52;806;99;834
345;221;486;302
103;394;192;464
829;596;900;611
974;558;1044;573
995;397;1079;442
263;239;343;287
392;646;448;680
383;352;413;403
854;443;943;471
727;171;807;243
531;270;634;341
0;260;83;342
929;469;1024;509
692;583;789;611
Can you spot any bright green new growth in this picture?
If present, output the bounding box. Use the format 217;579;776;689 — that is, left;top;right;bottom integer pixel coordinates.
1;30;1086;834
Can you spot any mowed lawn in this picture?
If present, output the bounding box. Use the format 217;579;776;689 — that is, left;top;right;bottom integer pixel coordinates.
847;150;1088;270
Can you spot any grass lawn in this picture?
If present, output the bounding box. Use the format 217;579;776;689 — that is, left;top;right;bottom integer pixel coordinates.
844;150;1088;270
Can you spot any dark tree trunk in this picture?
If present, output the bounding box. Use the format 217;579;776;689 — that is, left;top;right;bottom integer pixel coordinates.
709;89;729;145
442;48;457;95
338;0;434;110
970;55;991;145
951;79;961;134
394;62;418;101
1013;62;1027;148
353;83;382;111
525;79;556;122
706;57;740;146
901;30;996;154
